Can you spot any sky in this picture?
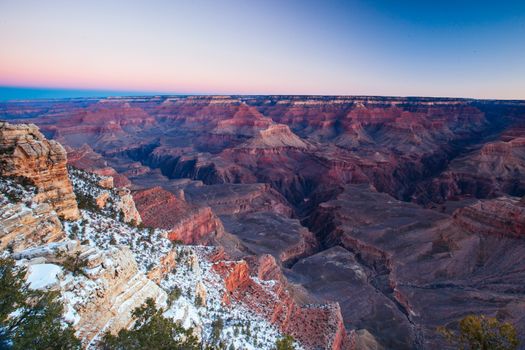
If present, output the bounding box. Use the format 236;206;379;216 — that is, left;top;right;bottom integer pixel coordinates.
0;0;524;99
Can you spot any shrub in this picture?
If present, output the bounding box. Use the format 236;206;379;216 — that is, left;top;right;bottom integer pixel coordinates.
439;314;519;350
211;317;224;342
167;287;182;307
0;258;80;349
274;335;295;350
194;294;204;307
62;251;88;276
76;192;99;213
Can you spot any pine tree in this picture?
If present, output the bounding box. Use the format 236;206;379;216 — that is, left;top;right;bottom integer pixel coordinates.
0;257;81;350
101;298;200;350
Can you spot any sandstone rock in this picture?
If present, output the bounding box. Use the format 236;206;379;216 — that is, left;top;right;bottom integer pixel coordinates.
95;191;110;208
97;176;114;189
68;246;167;345
147;249;177;283
0;183;66;251
0;122;80;220
114;187;142;224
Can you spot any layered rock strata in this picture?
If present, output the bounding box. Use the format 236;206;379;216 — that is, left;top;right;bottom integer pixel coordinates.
0;122;80;220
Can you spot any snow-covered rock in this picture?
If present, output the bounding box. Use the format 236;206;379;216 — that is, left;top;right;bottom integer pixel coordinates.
26;263;63;290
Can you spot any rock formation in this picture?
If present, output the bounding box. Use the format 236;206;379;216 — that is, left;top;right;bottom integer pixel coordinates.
0;178;64;251
133;186;223;244
453;196;525;238
212;258;354;350
0;122;80;220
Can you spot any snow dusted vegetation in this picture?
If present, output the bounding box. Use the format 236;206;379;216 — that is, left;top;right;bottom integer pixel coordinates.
62;209;296;349
162;246;295;350
63;211;171;274
2;167;299;349
0;176;36;205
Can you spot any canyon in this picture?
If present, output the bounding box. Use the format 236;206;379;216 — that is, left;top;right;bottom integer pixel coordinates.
1;95;525;349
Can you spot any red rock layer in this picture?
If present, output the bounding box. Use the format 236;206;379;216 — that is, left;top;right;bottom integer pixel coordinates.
133;186;224;244
212;258;354;350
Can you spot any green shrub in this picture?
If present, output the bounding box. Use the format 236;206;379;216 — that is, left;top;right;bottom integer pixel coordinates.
167;287;182;307
194;294;204;307
211;317;224;342
439;314;519;350
274;335;295;350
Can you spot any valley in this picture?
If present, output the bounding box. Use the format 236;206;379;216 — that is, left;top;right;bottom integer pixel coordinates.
1;95;524;349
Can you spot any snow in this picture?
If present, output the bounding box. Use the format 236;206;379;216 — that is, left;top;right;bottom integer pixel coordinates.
3;168;303;349
160;246;302;349
26;263;63;290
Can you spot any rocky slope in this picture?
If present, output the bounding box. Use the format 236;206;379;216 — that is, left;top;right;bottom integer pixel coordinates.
132;186;225;244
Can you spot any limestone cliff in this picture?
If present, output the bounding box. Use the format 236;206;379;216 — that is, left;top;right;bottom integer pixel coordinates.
0;122;80;220
0;178;65;251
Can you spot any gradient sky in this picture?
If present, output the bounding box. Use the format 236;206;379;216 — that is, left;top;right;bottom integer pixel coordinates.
1;0;524;99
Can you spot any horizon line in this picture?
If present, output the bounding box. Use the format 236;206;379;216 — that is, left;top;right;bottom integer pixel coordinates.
1;85;525;103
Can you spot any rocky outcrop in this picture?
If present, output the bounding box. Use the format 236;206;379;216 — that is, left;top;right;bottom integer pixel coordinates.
133;187;223;244
15;242;167;346
0;122;80;220
453;197;525;238
241;124;310;149
167;207;224;244
71;246;167;344
212;258;354;350
0;200;64;252
0;178;65;251
114;187;142;224
69;167;141;225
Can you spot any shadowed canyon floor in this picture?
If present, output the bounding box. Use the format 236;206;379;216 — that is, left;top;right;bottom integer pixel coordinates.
1;95;525;349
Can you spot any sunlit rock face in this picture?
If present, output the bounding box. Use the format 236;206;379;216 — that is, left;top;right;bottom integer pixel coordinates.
0;121;80;220
0;178;65;251
1;96;525;349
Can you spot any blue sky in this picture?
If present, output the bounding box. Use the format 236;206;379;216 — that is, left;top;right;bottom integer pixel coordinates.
0;0;524;99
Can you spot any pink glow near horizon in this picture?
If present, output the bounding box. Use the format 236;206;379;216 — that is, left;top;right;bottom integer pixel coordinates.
1;0;524;99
